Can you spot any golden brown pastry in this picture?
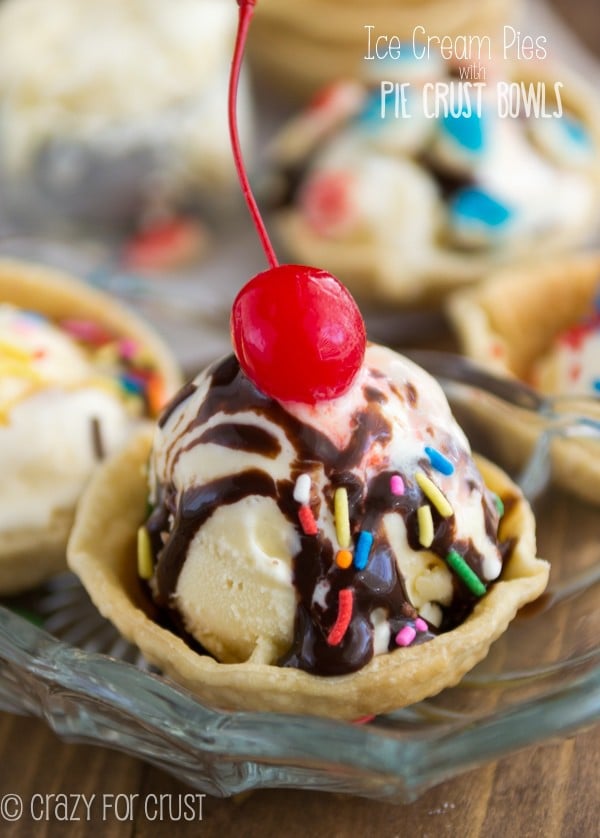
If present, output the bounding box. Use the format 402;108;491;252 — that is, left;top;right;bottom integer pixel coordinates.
447;253;600;505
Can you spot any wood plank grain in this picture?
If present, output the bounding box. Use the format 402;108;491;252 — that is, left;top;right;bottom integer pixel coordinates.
1;715;597;837
0;715;142;838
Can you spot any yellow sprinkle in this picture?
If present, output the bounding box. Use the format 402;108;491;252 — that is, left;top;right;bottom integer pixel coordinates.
417;505;434;548
415;471;453;518
0;359;41;381
336;549;353;569
94;342;120;367
134;349;156;367
84;375;122;396
0;340;32;362
137;526;154;580
334;487;351;548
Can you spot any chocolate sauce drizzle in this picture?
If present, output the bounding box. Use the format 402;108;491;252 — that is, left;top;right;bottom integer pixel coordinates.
145;355;507;676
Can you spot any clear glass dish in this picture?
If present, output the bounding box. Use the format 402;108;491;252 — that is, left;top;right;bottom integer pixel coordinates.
0;387;598;803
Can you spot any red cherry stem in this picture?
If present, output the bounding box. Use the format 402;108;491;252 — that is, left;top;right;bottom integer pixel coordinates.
229;0;278;269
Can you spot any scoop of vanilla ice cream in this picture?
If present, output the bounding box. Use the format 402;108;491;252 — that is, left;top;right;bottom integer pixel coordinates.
146;344;505;672
0;305;133;530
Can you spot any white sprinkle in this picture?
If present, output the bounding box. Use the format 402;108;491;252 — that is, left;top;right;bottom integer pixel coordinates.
312;579;330;609
293;473;311;505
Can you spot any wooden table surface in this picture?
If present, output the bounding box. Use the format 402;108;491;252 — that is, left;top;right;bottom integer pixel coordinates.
1;1;600;836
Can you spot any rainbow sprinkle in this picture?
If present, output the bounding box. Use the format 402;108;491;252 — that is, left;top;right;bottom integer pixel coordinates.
118;337;140;361
327;588;354;646
137;526;153;580
298;505;318;536
0;340;32;362
396;626;416;647
146;373;165;415
492;494;505;518
415;617;428;633
119;371;146;396
336;549;353;569
417;505;434;548
390;474;405;496
415;471;453;518
293;473;311;505
354;531;373;570
352;715;376;725
424;446;455;476
60;318;113;347
334;487;351;548
446;549;487;597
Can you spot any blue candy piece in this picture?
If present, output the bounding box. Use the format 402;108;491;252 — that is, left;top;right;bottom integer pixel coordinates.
450;187;514;231
441;109;485;154
119;373;145;395
357;89;384;126
593;379;600;394
354;531;374;571
20;310;48;324
562;115;592;150
424;446;455;476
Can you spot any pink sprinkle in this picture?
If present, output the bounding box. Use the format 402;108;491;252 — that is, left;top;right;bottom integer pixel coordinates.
61;319;112;347
390;475;405;496
395;626;416;647
352;714;375;725
118;337;139;360
415;618;428;633
301;171;357;237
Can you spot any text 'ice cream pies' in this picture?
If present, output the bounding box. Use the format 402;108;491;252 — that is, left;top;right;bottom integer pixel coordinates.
267;58;600;305
68;0;547;720
0;259;181;594
447;253;600;506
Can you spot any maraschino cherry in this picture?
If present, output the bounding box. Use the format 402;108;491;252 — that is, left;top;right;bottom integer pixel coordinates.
229;0;366;404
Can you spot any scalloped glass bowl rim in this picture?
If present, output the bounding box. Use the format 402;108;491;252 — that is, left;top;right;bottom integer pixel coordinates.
0;606;599;801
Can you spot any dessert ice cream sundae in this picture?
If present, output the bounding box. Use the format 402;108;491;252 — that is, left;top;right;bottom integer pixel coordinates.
269;58;600;302
533;299;600;397
0;259;180;594
68;0;547;718
143;341;512;675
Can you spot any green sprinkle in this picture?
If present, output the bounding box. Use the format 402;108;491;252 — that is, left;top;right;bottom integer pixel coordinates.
493;494;505;518
8;606;44;627
446;550;487;597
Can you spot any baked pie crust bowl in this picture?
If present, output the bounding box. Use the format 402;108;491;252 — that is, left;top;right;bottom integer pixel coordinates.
0;258;181;594
447;253;600;506
67;427;548;720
